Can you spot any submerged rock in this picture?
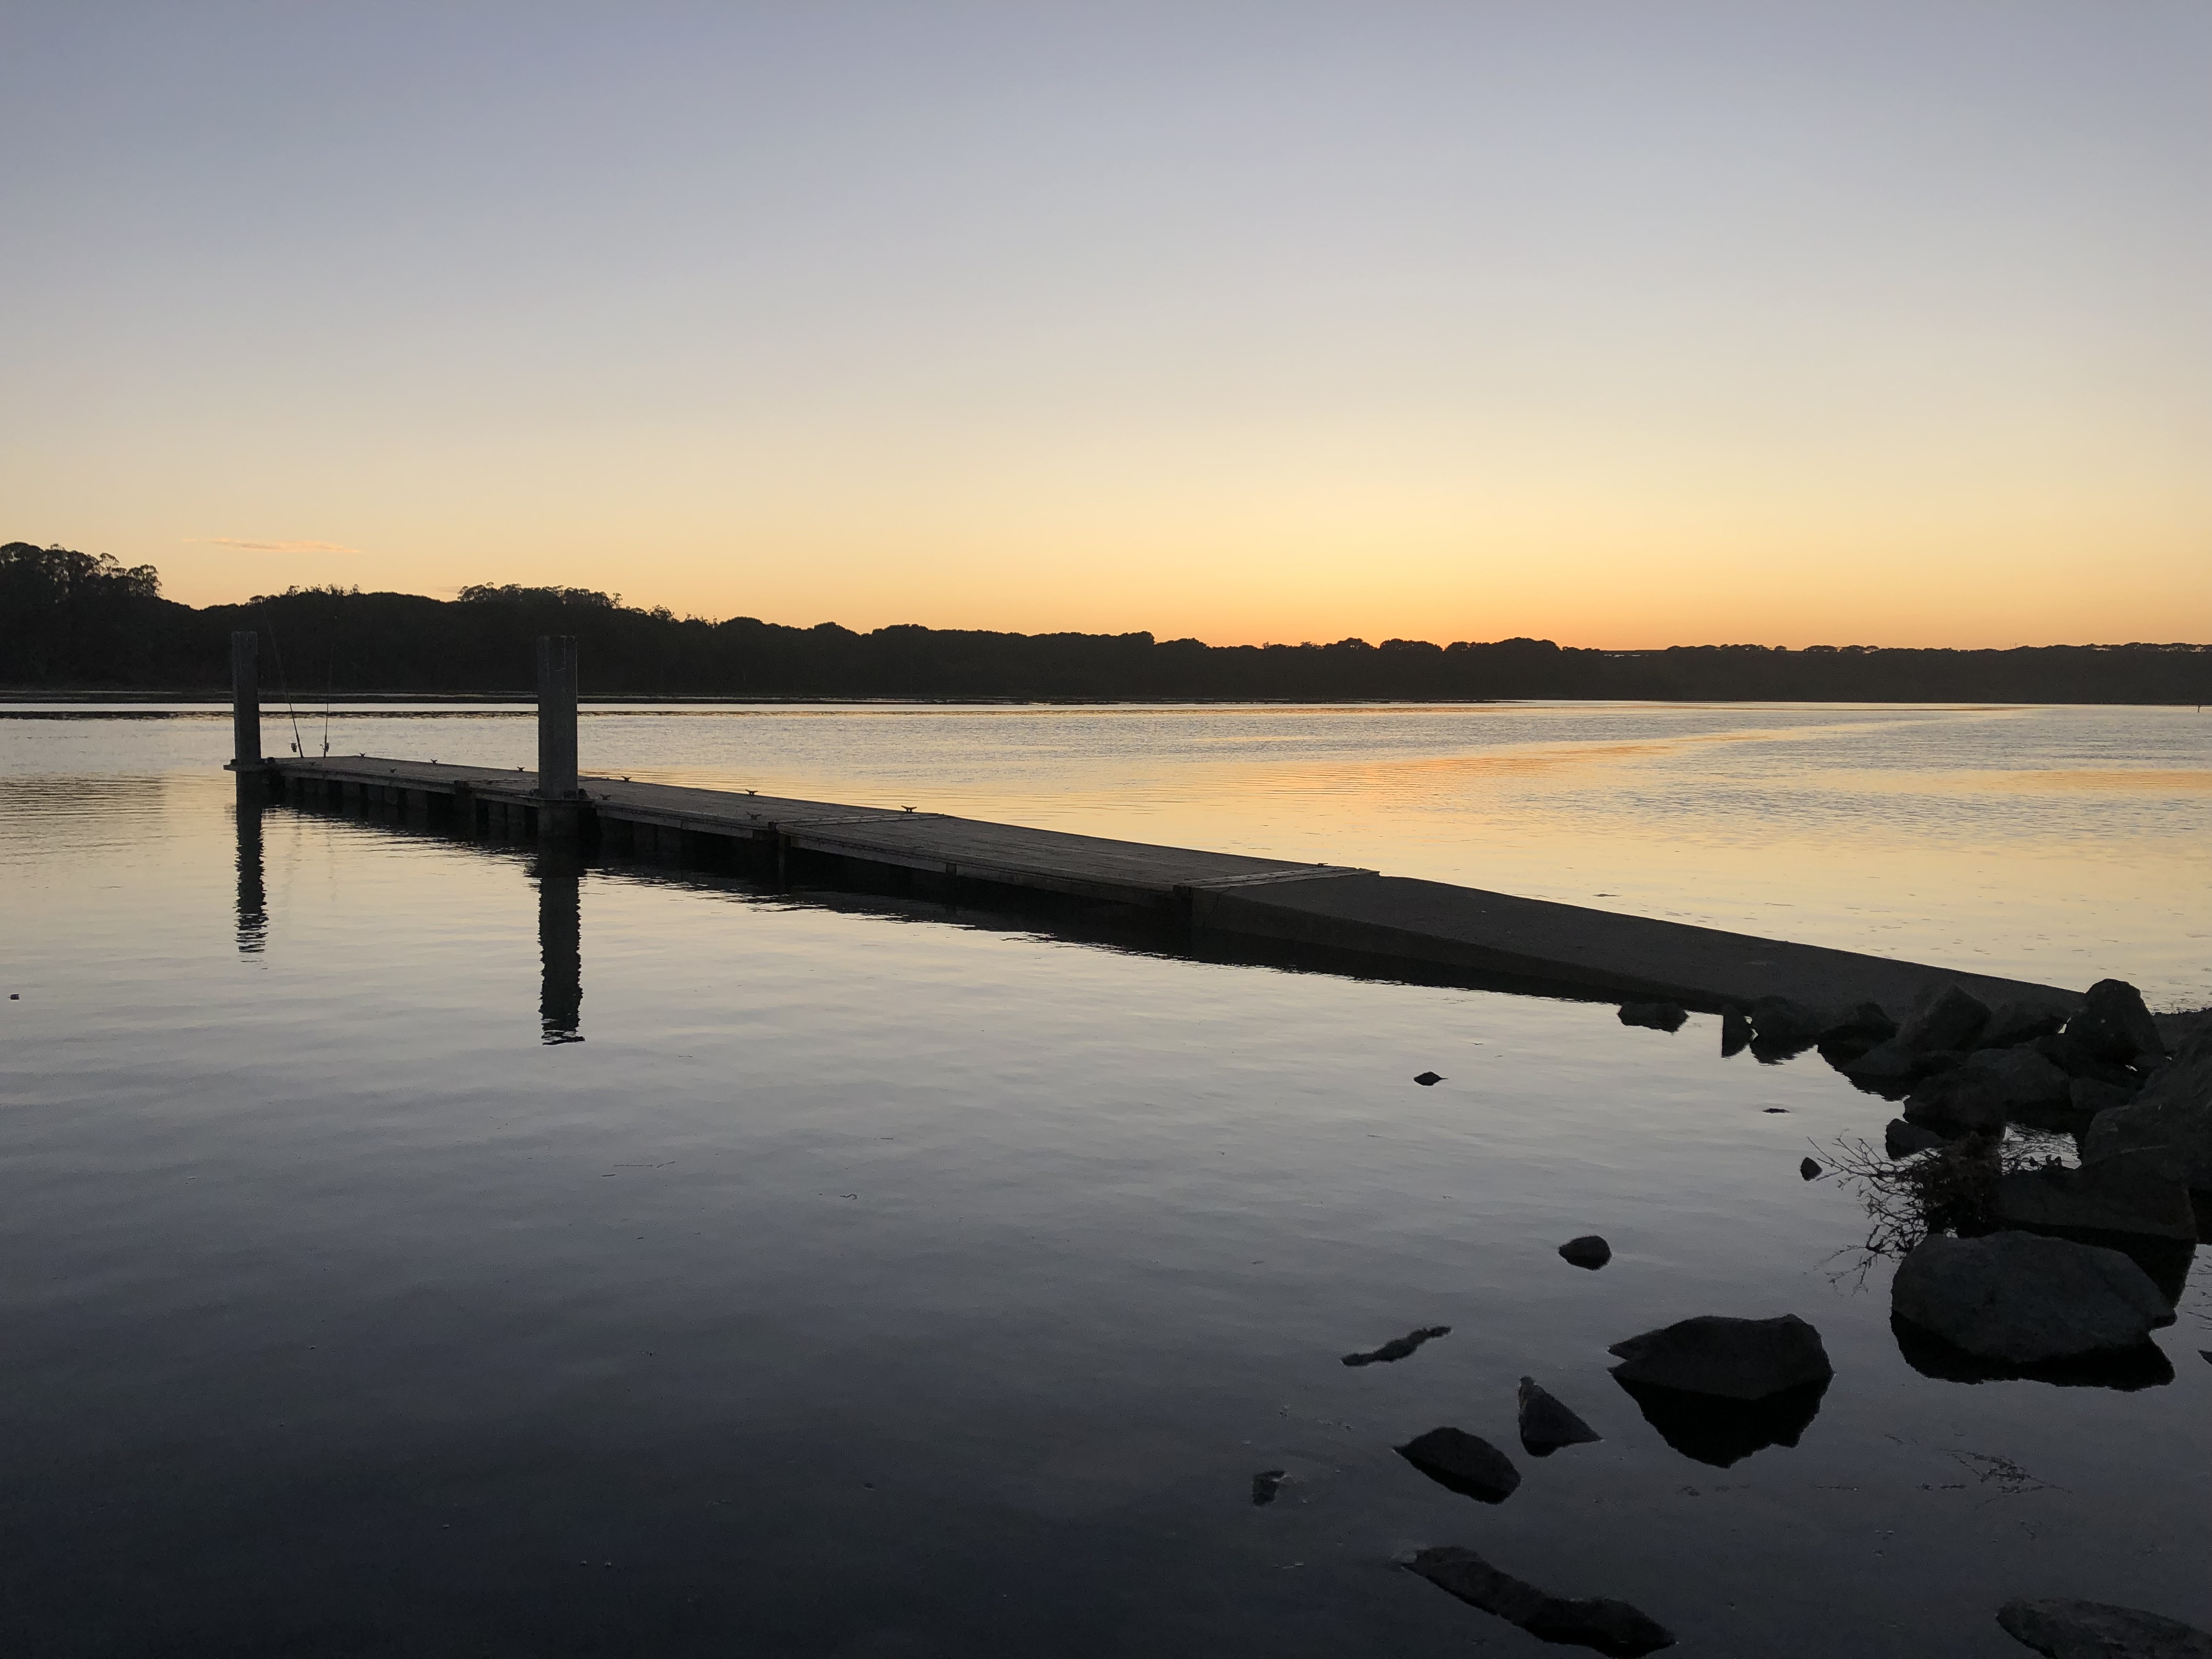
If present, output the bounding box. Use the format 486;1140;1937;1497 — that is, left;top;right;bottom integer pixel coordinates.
1250;1469;1286;1506
2065;980;2168;1068
1405;1547;1674;1657
1885;1118;1949;1159
1979;1000;2069;1050
1618;1002;1688;1032
1607;1314;1833;1400
1559;1235;1612;1269
1997;1597;2212;1659
1891;1232;2172;1364
1342;1324;1451;1367
1517;1376;1603;1455
1900;984;1991;1053
1720;1005;1754;1057
2082;1029;2212;1190
1993;1149;2198;1242
1396;1427;1522;1503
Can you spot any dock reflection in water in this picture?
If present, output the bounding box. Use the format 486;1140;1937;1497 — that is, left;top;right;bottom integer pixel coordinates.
537;853;584;1044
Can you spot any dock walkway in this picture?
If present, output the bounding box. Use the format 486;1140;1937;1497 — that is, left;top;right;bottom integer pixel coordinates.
260;753;2081;1022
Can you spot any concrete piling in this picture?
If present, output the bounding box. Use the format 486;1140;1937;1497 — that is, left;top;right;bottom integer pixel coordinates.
535;635;580;842
230;631;262;770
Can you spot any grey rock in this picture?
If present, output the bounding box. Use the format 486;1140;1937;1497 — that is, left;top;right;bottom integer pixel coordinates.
1903;1066;2009;1131
1396;1426;1522;1503
1250;1469;1286;1506
2066;979;2167;1066
1618;1002;1688;1032
1962;1045;2075;1110
1891;1231;2172;1363
1720;1005;1754;1057
1406;1547;1675;1656
1997;1597;2212;1659
1843;1039;1923;1087
1517;1376;1602;1455
1749;995;1825;1051
1342;1324;1450;1367
2081;1028;2212;1189
1993;1149;2198;1242
1607;1313;1833;1401
1559;1235;1612;1269
1980;1000;2069;1049
1885;1118;1949;1159
1900;983;1991;1052
2070;1077;2135;1118
1822;1000;1898;1045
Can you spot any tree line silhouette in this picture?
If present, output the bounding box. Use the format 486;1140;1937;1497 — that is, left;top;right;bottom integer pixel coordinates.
5;541;2207;703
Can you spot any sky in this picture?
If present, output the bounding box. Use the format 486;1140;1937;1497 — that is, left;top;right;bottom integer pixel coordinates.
4;2;2208;648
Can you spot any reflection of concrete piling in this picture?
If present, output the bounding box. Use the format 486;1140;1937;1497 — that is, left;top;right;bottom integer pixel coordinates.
537;852;583;1043
535;635;580;842
233;792;267;954
230;631;262;770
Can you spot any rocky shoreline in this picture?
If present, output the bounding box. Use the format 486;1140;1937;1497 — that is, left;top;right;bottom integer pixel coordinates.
1373;979;2212;1655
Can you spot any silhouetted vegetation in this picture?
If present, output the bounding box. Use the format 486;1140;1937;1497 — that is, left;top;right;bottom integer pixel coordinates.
5;541;2209;702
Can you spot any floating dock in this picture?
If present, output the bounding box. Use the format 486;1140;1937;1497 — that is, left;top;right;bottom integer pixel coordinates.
224;625;2081;1023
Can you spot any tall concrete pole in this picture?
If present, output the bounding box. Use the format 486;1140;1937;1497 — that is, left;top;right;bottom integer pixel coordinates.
230;631;262;770
535;635;579;801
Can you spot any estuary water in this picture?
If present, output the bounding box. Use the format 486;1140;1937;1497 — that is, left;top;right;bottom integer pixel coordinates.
3;702;2209;1657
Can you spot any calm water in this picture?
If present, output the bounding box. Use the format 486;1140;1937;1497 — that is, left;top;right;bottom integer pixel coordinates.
3;703;2209;1657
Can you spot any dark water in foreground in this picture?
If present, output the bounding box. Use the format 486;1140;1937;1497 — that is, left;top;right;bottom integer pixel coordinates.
3;707;2209;1656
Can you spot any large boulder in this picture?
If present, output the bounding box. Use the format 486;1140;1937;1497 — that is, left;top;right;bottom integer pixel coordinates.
2065;979;2167;1067
2082;1029;2212;1190
1900;983;1991;1052
1997;1597;2212;1659
1992;1150;2198;1242
1891;1232;2172;1363
1607;1314;1832;1400
1406;1547;1675;1657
